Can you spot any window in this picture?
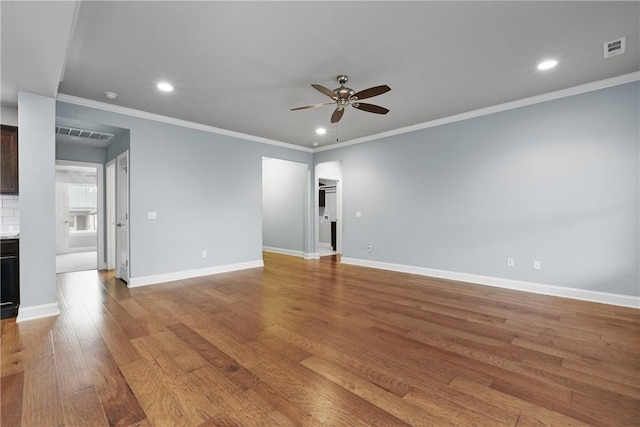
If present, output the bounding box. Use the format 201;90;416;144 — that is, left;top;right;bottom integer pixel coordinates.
68;184;97;233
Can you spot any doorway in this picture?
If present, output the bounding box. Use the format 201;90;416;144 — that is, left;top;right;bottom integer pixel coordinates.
55;160;104;273
318;179;338;256
316;161;342;258
261;157;308;257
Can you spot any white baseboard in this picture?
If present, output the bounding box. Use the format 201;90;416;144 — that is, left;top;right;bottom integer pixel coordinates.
341;257;640;309
263;247;319;259
57;247;98;254
128;259;264;288
17;302;60;322
263;246;305;257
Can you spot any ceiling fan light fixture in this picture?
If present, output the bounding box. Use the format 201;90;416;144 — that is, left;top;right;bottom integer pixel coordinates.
157;81;174;92
537;59;558;71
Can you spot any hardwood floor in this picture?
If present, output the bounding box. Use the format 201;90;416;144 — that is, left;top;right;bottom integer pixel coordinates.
2;252;639;426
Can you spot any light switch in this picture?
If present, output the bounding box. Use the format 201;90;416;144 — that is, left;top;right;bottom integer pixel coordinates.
148;211;157;219
355;211;362;218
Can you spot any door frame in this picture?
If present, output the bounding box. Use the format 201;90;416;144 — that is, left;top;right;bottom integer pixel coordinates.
55;181;69;253
115;151;130;282
55;160;105;269
106;159;116;269
315;161;343;257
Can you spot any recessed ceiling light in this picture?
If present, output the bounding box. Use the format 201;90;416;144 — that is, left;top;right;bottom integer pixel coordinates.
537;59;558;71
157;82;174;92
315;128;326;135
312;142;319;147
104;91;118;99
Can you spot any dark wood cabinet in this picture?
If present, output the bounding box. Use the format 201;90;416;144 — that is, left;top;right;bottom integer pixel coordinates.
1;239;20;318
1;125;19;194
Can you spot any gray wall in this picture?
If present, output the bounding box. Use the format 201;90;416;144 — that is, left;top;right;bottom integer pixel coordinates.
106;130;130;162
19;92;57;309
262;157;307;253
315;82;640;296
1;106;18;126
56;101;313;278
56;141;106;164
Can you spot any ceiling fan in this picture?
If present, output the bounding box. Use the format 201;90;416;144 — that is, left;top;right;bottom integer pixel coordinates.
290;75;390;123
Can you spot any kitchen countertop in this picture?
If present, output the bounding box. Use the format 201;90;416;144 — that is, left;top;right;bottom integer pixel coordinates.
0;231;19;239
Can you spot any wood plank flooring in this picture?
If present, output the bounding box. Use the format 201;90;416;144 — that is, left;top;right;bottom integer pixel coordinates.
2;252;639;426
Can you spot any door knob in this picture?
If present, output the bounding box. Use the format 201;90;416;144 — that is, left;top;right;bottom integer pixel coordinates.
117;222;123;227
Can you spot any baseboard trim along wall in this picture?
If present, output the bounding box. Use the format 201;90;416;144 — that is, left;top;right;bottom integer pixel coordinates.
263;246;320;259
263;246;304;258
16;302;61;322
341;257;640;309
128;259;264;288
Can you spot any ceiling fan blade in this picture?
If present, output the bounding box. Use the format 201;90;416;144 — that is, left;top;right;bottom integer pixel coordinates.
353;85;391;100
353;102;389;115
331;107;345;123
312;84;337;100
290;102;334;111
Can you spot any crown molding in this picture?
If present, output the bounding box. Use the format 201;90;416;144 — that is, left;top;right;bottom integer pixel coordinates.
315;71;640;153
56;93;313;153
57;72;638;155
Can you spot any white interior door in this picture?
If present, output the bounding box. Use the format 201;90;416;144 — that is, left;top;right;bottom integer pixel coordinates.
116;152;129;282
55;182;69;254
106;161;116;270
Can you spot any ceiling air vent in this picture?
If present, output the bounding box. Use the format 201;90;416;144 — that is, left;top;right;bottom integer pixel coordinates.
56;126;115;142
604;37;626;58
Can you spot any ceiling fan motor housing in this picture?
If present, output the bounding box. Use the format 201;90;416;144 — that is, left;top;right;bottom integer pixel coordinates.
335;75;355;106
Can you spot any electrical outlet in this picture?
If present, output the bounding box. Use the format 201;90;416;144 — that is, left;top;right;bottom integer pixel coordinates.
202;250;207;258
533;260;541;270
507;258;514;267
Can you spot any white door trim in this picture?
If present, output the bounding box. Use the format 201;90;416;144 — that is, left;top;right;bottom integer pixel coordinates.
116;151;130;282
106;159;116;270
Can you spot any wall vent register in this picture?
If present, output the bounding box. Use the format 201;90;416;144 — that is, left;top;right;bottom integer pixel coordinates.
56;126;115;143
604;37;626;58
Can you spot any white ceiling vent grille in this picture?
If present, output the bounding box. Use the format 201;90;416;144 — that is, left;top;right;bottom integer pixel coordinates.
56;126;115;142
604;37;626;58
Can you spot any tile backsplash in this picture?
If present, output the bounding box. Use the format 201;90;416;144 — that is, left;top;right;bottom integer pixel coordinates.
0;194;19;232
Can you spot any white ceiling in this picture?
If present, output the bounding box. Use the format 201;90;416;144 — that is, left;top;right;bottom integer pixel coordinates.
2;1;639;149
